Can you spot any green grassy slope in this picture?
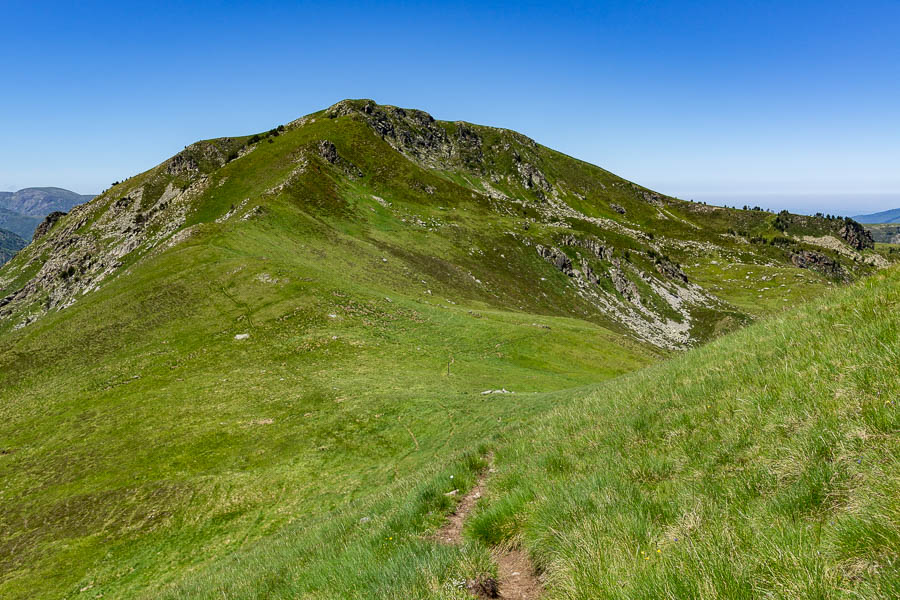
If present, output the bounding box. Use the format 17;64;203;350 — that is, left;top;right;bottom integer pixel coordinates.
0;222;653;598
162;265;900;600
471;267;900;600
0;100;895;598
1;100;887;346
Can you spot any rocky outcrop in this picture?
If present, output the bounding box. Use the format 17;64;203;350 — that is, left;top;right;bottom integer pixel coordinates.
33;211;66;240
317;140;363;178
611;203;626;214
318;140;339;163
640;191;665;206
560;234;613;261
838;219;874;250
166;152;199;176
654;257;688;283
324;100;539;186
164;137;246;175
326;100;462;169
791;250;846;279
536;245;574;276
515;161;552;196
540;237;639;303
610;264;641;303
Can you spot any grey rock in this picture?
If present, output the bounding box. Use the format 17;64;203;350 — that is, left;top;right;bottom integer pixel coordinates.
838;220;874;250
560;234;613;262
791;250;846;280
654;257;688;283
640;191;664;206
33;211;67;240
317;139;363;178
318;140;339;164
536;245;574;276
166;152;199;175
610;264;641;303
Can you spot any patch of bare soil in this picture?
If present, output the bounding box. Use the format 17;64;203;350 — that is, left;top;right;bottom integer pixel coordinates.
494;548;542;600
433;470;488;544
433;454;543;599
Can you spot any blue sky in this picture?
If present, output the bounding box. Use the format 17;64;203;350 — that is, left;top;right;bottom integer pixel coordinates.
2;0;898;214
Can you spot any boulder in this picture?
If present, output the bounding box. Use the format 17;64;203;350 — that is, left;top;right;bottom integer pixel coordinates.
640;191;664;206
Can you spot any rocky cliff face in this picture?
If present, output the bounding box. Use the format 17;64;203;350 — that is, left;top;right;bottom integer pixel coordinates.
325;99;492;174
536;232;719;348
32;211;67;240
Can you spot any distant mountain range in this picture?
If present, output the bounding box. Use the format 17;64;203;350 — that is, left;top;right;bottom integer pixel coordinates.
0;207;41;241
0;187;94;217
0;187;95;264
0;187;94;241
0;227;27;264
852;207;900;224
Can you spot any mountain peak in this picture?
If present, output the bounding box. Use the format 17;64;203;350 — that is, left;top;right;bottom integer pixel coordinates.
0;102;892;343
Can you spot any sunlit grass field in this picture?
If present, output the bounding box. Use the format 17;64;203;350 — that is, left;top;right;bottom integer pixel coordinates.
160;268;899;600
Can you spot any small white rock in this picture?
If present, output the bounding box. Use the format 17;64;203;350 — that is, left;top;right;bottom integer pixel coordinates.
234;333;250;340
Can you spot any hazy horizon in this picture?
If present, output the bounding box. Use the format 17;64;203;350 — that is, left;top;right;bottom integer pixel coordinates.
4;184;897;220
3;186;898;219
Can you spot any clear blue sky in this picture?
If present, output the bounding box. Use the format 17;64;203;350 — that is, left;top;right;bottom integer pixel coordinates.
2;0;899;214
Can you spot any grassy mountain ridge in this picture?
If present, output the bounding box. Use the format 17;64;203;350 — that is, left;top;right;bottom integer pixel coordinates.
0;99;888;344
0;100;895;598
